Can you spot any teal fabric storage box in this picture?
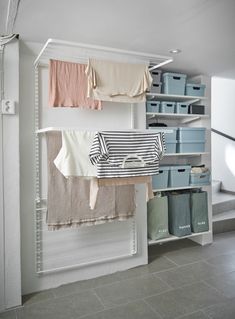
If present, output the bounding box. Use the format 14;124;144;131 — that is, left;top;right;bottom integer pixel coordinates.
168;193;191;237
150;69;162;83
147;196;169;240
152;166;170;189
177;140;206;153
163;72;187;95
177;127;206;141
186;83;206;97
150;82;162;93
146;101;160;113
190;171;210;185
190;191;209;233
168;165;191;187
160;101;176;113
176;102;189;114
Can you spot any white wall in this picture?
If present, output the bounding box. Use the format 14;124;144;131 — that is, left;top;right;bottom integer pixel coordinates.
0;39;21;310
19;42;148;295
211;77;235;191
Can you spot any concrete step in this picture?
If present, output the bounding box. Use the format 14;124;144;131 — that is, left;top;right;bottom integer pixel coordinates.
213;209;235;222
213;209;235;234
212;180;221;194
212;192;235;215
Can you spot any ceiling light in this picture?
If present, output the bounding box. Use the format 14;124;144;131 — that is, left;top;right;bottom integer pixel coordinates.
169;49;181;54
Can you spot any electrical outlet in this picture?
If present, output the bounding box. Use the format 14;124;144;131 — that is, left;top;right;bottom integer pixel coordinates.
1;99;15;114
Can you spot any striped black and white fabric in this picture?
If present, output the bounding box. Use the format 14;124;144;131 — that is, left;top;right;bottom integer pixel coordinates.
89;131;165;178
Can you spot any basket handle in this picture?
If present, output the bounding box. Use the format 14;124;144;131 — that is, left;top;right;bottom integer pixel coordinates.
121;154;145;168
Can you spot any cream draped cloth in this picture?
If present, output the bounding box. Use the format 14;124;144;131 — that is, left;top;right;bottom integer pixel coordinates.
86;59;152;103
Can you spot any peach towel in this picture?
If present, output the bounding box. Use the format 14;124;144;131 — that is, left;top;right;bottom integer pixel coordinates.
49;59;102;109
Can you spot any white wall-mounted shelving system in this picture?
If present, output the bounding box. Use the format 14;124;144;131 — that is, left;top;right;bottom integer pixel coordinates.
33;38;174;278
145;79;212;247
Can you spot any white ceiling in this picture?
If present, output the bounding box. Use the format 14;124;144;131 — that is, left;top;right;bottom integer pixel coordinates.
1;0;235;78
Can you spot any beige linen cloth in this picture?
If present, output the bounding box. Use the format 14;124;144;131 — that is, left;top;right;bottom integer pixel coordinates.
86;59;152;103
46;131;135;230
48;59;102;109
90;176;154;210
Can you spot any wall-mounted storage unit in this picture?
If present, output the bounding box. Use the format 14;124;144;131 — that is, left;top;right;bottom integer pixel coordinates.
146;74;212;246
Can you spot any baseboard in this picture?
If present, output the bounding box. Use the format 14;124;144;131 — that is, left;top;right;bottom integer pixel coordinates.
220;189;235;196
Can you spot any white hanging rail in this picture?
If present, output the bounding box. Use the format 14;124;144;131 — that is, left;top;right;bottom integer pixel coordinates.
34;38;173;70
35;127;165;134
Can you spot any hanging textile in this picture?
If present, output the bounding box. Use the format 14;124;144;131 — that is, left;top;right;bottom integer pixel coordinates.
86;59;152;103
49;59;102;109
46;131;135;230
54;130;97;178
89;131;165;178
89;176;154;210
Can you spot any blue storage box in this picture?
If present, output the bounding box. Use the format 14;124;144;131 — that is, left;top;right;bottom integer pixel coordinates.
163;72;187;95
186;83;206;97
177;127;206;141
160;101;176;113
150;82;162;93
150;69;162;83
168;165;191;188
165;141;177;153
149;127;177;142
177;140;206;153
152;166;170;189
146;101;160;113
148;128;177;153
176;102;189;114
190;171;210;185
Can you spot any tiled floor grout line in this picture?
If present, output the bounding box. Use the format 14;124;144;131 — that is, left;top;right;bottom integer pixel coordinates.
201;279;230;298
164;255;205;267
163;254;181;267
174;309;209;319
147;265;178;275
75;297;165;319
91;288;106;309
76;306;109;319
142;298;164;319
152;273;176;290
201;308;214;319
151;259;213;277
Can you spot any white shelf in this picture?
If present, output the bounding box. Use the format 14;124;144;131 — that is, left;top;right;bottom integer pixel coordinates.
148;231;211;245
146;93;207;102
34;38;173;68
164;152;209;157
153;184;211;192
146;112;209;120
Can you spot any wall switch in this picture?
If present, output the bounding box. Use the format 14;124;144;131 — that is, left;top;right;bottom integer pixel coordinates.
1;99;16;114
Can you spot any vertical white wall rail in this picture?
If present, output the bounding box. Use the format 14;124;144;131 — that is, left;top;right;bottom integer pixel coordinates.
34;66;43;273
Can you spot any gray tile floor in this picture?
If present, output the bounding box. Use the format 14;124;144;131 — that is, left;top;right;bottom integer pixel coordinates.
1;231;235;319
